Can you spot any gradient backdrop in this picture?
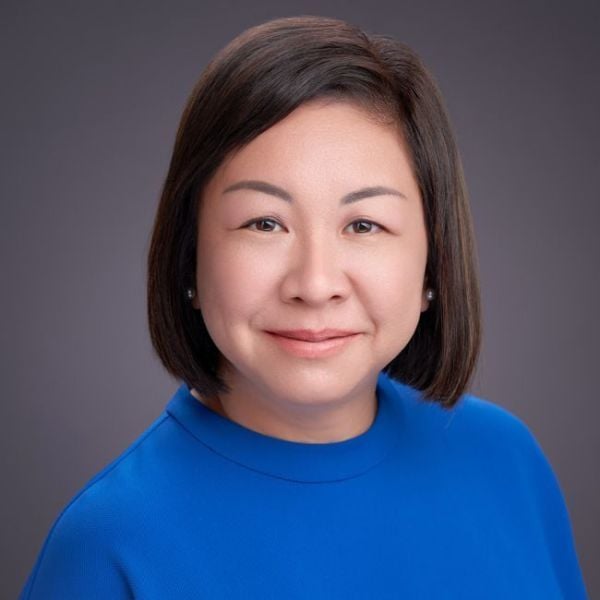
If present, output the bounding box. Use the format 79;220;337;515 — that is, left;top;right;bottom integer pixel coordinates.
2;1;598;598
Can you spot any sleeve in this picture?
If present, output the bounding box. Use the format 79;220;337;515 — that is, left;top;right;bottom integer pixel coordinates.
19;493;134;600
519;426;589;600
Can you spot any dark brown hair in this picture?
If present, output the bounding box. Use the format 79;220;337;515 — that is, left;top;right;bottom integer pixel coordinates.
147;15;481;408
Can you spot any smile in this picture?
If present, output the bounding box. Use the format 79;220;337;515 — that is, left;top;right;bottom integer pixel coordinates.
265;332;360;358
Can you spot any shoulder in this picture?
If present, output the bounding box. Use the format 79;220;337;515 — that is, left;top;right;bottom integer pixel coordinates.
450;391;538;450
381;375;589;598
46;413;171;538
382;372;568;513
21;413;175;597
381;373;544;461
33;409;184;562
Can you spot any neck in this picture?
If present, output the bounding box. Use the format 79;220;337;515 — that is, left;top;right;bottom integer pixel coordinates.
190;381;378;444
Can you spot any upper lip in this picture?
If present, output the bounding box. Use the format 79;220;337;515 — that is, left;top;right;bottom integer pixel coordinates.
267;329;358;342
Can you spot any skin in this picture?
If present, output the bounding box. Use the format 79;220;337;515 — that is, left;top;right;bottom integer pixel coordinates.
191;99;430;443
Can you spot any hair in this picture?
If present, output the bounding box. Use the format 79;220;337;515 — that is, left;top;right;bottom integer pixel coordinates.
147;15;481;409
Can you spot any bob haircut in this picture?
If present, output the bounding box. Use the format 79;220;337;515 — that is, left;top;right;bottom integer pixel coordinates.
148;15;481;409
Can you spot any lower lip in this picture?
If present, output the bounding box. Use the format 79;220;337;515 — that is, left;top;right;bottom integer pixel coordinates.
266;332;360;358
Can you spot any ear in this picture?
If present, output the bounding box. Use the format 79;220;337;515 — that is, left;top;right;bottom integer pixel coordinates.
421;288;429;313
420;278;431;313
187;284;201;310
191;294;201;311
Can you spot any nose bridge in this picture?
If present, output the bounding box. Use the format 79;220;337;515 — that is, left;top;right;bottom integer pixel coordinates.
283;225;348;304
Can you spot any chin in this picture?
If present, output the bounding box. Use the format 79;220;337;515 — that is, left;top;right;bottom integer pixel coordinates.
263;370;368;404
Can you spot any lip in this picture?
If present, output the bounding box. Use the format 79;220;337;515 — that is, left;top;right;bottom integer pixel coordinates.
266;329;358;342
265;331;360;358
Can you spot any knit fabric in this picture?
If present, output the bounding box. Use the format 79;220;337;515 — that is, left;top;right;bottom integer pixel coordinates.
20;372;588;599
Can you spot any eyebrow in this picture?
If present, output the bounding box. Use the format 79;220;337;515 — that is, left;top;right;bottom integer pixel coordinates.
222;180;408;205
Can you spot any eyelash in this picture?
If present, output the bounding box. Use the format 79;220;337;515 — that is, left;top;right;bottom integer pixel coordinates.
242;217;384;235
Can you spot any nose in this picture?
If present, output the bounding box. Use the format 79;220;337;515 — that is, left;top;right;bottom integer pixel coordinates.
279;231;351;306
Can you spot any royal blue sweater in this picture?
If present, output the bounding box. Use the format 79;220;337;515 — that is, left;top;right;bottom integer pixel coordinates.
20;372;588;598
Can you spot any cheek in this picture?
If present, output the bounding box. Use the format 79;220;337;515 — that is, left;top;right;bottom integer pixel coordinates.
361;248;427;327
196;240;275;321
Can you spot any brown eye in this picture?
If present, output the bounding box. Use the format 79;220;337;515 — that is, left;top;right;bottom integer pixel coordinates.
243;218;282;232
348;220;383;234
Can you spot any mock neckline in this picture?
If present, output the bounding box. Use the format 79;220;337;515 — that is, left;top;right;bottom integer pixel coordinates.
165;372;405;483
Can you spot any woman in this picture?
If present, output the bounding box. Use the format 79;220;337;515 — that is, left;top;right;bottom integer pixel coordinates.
20;15;588;599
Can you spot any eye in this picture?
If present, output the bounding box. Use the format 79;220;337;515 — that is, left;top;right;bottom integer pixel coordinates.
347;219;384;234
241;217;384;234
242;217;283;232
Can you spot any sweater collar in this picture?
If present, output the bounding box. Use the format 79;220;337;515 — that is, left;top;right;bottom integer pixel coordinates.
165;371;404;483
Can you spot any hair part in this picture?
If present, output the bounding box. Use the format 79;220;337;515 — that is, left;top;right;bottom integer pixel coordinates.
147;15;482;408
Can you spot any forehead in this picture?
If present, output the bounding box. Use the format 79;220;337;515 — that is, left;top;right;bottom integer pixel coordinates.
206;100;417;199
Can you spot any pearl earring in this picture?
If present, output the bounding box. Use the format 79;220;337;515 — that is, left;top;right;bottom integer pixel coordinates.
425;289;435;301
186;288;196;300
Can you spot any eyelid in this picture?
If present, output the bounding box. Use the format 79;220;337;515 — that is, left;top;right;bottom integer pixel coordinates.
241;216;283;232
349;219;384;234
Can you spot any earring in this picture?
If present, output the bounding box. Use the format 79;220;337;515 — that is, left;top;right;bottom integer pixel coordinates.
425;289;435;301
186;288;196;300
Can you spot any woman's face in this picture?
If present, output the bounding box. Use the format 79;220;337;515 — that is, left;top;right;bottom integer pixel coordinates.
193;99;429;428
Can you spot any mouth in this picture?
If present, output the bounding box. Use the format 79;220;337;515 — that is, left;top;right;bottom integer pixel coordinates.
265;331;361;358
265;329;358;342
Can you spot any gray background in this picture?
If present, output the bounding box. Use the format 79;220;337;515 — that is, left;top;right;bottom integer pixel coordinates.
2;1;598;598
